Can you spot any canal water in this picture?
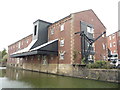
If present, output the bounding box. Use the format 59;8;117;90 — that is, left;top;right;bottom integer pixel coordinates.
0;67;119;88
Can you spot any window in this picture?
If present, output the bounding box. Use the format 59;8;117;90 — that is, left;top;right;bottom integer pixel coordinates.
60;24;64;31
102;43;105;50
34;25;37;36
59;51;65;60
26;39;28;44
113;42;116;47
112;34;115;39
87;26;94;34
110;43;112;47
17;58;19;64
42;55;47;64
102;33;105;37
109;36;111;40
18;42;20;49
92;43;95;47
114;50;116;53
60;39;64;47
88;55;93;61
38;55;40;60
50;55;54;60
26;57;27;60
31;56;34;60
20;58;23;61
51;28;54;35
60;53;64;60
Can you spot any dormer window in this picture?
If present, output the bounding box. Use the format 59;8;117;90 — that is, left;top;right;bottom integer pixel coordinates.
34;25;37;36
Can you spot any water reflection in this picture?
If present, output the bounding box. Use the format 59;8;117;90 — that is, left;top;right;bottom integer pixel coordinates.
0;67;119;88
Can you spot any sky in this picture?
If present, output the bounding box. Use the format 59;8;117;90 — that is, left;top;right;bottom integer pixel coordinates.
0;0;119;51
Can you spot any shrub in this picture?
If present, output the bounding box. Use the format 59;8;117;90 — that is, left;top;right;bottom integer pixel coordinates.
81;57;86;65
87;60;114;69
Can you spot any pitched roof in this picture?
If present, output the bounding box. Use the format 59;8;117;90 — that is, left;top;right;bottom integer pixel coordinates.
72;9;106;29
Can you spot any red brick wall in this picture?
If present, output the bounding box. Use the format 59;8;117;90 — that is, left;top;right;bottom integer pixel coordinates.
73;10;107;62
117;31;120;59
48;16;72;64
107;32;118;54
8;34;32;64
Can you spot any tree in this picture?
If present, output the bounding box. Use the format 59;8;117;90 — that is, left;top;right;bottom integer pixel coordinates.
1;48;7;58
3;54;8;61
0;51;2;59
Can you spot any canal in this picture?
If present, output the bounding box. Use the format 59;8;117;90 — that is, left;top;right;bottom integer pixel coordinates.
0;67;119;88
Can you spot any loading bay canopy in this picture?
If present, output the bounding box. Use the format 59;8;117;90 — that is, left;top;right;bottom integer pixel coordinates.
10;39;58;58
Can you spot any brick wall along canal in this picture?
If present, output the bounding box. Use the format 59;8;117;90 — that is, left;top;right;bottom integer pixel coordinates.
0;67;119;88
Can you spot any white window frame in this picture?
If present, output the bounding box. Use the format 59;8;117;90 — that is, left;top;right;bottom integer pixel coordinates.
59;51;65;60
42;55;47;65
26;57;27;60
20;58;23;61
60;39;64;47
114;50;116;53
109;36;111;40
92;43;95;47
102;43;105;50
51;28;54;35
60;24;64;31
87;26;94;34
18;42;20;49
60;53;64;60
26;39;29;44
88;55;93;61
110;43;112;47
102;34;105;37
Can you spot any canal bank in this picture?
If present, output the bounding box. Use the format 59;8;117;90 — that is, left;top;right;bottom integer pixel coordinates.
0;67;119;88
7;64;120;83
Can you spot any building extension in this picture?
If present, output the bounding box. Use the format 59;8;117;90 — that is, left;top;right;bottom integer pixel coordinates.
107;30;120;60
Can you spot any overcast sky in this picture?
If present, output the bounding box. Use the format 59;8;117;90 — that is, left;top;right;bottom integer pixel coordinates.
0;0;119;51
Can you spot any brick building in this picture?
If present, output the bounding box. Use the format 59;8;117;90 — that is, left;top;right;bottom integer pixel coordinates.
8;34;32;67
107;30;120;60
8;9;107;74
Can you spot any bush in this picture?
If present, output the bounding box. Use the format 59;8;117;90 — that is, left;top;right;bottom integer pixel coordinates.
87;60;114;69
